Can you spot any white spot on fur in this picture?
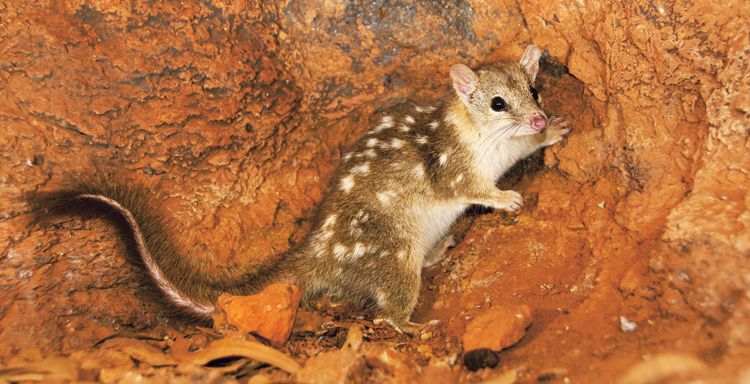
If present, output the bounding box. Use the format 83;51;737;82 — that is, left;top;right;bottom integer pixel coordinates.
363;149;377;159
414;105;424;113
371;116;394;133
376;192;390;205
375;288;388;306
391;138;403;149
429;121;439;130
323;214;337;228
350;228;363;238
343;152;353;161
404;115;415;124
352;242;367;258
340;175;355;192
350;212;365;237
415;135;428;144
399;124;411;133
396;250;407;260
319;230;333;242
352;162;370;174
439;153;448;166
356;210;370;222
377;190;396;206
313;240;328;257
366;138;378;147
333;244;348;261
412;164;425;178
452;173;464;186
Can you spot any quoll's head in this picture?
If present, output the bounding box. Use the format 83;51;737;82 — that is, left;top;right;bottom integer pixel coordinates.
450;45;547;137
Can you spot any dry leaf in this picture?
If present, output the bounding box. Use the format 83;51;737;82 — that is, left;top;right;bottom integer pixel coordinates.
99;338;178;367
0;356;78;382
185;337;300;373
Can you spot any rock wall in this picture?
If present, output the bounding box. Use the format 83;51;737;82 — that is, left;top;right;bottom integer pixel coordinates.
0;0;748;381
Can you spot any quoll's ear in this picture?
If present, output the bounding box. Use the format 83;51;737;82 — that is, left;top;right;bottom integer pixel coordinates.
519;45;543;81
450;64;478;104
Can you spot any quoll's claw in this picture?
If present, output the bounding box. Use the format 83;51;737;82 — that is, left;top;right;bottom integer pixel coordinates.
399;320;442;336
496;190;523;212
376;319;441;337
443;235;457;249
544;116;572;145
557;119;572;135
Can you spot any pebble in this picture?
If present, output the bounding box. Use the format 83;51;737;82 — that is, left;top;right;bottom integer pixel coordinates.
462;304;533;351
619;316;637;332
463;349;499;371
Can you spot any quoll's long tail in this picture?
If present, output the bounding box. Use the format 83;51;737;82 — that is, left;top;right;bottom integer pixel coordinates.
31;175;284;321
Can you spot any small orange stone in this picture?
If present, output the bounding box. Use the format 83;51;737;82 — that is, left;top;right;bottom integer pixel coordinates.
462;304;533;352
214;283;302;347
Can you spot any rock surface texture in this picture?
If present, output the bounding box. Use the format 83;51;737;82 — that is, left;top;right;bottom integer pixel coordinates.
1;1;748;382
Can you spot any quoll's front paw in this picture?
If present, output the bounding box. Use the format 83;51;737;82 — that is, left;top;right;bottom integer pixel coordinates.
544;116;572;146
492;190;523;213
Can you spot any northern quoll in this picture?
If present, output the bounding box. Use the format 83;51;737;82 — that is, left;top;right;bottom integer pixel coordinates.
35;45;570;333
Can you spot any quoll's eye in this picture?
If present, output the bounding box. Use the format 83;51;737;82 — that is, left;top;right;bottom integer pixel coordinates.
490;96;507;112
530;87;539;101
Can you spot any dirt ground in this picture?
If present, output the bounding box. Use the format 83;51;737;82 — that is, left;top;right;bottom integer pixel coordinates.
1;1;749;383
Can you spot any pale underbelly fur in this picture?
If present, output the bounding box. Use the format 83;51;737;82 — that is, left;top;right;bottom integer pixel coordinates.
413;200;468;266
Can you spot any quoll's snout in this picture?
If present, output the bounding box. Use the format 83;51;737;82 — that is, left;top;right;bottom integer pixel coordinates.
531;112;547;131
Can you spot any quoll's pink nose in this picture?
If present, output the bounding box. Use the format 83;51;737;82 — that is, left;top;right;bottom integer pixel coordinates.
531;113;547;131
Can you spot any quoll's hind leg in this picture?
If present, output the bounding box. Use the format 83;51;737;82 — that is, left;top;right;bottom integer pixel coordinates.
422;234;456;268
371;261;422;333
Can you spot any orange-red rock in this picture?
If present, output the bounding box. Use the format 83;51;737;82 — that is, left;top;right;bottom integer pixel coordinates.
462;305;533;352
213;283;301;347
